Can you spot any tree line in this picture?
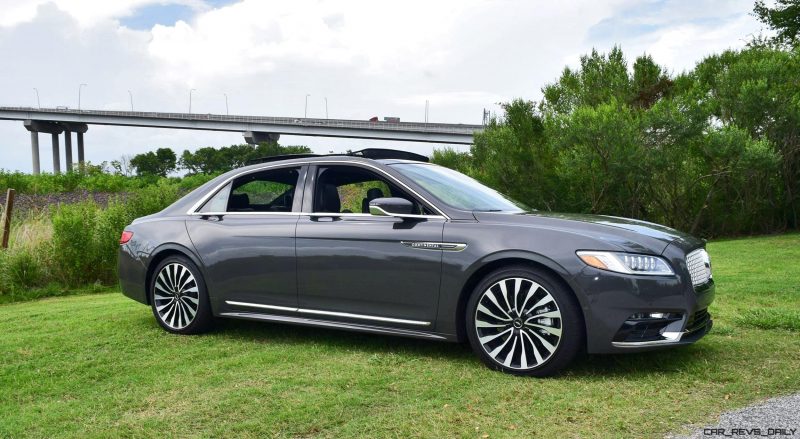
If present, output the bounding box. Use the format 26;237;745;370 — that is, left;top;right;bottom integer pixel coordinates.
128;143;312;177
433;1;800;237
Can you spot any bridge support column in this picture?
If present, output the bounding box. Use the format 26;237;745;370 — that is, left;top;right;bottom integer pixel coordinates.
77;132;85;169
51;133;61;174
30;131;40;175
64;130;73;173
24;120;64;175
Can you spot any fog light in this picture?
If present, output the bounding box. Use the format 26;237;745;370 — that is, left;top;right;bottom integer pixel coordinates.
630;312;670;320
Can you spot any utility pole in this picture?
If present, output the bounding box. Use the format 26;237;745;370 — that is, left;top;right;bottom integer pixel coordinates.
33;88;40;109
224;93;229;115
189;89;196;113
78;83;87;110
325;97;329;119
305;94;311;118
425;100;429;124
128;90;133;111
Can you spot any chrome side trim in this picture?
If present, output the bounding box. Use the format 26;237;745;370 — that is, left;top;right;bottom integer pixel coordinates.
219;311;447;340
297;308;431;326
225;301;296;312
401;241;467;251
186;160;450;219
224;300;431;326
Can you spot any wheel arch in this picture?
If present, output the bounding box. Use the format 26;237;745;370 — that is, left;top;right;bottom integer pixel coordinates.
454;252;588;345
144;243;205;305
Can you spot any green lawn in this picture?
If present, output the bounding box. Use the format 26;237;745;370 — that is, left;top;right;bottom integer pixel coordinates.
2;234;799;438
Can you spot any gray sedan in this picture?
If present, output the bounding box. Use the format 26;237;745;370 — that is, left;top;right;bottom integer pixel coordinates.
118;149;714;376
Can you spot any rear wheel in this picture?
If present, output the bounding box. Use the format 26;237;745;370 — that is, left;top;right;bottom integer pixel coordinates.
150;255;214;334
465;265;583;376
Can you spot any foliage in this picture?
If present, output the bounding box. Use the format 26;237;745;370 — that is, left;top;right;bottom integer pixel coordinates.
0;183;184;292
444;44;795;237
130;148;178;177
754;0;800;47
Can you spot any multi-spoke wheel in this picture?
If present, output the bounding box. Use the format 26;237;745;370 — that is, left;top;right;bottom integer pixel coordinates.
466;266;583;376
150;256;214;334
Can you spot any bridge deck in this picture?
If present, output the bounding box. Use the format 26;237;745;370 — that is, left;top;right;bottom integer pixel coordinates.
0;107;480;144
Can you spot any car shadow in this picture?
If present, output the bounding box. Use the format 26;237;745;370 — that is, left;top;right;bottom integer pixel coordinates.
206;318;719;378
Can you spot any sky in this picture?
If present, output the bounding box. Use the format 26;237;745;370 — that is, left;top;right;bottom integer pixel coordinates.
0;0;765;173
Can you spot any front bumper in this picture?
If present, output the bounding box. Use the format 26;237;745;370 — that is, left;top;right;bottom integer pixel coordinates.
611;307;713;348
574;264;715;354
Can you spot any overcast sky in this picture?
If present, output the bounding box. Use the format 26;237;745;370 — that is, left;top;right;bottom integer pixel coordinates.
0;0;764;173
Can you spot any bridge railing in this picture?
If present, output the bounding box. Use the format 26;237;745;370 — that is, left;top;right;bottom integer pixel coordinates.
0;107;482;134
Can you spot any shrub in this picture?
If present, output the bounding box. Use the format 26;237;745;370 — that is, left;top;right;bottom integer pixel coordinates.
50;201;101;286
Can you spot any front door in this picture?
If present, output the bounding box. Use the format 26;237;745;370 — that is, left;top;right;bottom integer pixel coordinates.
186;165;305;311
296;164;445;327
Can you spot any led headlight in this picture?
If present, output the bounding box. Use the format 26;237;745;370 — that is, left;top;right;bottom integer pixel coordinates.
576;251;674;276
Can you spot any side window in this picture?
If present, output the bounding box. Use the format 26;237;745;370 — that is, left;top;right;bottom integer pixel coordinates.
200;167;300;213
198;182;231;213
313;165;431;214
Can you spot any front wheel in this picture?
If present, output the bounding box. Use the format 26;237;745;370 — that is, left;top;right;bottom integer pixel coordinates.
150;255;214;334
465;266;584;376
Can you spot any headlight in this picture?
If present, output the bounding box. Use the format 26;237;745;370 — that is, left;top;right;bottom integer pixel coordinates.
576;251;674;276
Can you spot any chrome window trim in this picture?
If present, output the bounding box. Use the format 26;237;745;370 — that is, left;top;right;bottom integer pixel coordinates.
224;300;431;326
192;212;301;216
186;160;450;219
307;212;446;220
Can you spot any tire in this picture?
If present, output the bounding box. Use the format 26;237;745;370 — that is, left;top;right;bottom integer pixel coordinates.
465;265;584;377
149;255;214;334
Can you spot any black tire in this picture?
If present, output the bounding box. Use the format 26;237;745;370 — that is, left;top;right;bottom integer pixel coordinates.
465;265;584;377
149;255;214;334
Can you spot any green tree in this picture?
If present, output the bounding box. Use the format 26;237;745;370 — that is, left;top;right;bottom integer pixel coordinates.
179;143;312;175
130;148;177;177
754;0;800;47
430;147;473;174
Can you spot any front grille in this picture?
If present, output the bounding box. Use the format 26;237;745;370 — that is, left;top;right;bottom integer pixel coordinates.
686;248;711;287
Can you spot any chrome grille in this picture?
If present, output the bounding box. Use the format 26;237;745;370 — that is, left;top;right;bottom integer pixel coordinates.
686;249;711;287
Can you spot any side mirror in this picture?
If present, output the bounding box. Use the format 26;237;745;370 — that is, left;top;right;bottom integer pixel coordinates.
369;197;415;217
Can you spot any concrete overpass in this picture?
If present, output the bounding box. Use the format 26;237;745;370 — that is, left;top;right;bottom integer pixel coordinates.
0;107;482;174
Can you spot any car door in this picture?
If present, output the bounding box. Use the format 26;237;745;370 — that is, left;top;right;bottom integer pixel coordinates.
295;163;446;327
185;165;305;311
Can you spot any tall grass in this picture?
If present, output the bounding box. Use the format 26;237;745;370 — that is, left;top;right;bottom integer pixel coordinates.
0;183;182;297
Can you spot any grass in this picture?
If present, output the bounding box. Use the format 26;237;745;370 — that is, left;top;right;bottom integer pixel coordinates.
2;234;799;438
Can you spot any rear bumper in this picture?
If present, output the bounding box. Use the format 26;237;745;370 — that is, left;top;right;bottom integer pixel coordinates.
118;244;148;305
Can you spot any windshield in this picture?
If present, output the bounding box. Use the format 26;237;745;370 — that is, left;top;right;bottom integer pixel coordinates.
390;163;528;212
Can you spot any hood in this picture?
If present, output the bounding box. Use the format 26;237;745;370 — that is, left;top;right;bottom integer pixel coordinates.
472;211;704;254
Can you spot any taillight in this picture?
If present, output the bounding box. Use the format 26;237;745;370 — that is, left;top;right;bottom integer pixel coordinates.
120;231;134;245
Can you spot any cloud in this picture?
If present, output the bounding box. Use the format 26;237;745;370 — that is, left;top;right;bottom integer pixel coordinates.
0;0;763;172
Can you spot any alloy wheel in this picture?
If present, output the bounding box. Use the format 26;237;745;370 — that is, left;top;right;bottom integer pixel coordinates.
153;262;200;330
474;277;563;370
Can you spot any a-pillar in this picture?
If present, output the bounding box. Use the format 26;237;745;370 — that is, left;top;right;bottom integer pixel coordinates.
30;131;40;175
64;130;73;173
51;133;61;174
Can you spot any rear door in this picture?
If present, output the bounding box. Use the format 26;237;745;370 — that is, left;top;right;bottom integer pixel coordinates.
186;165;305;311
